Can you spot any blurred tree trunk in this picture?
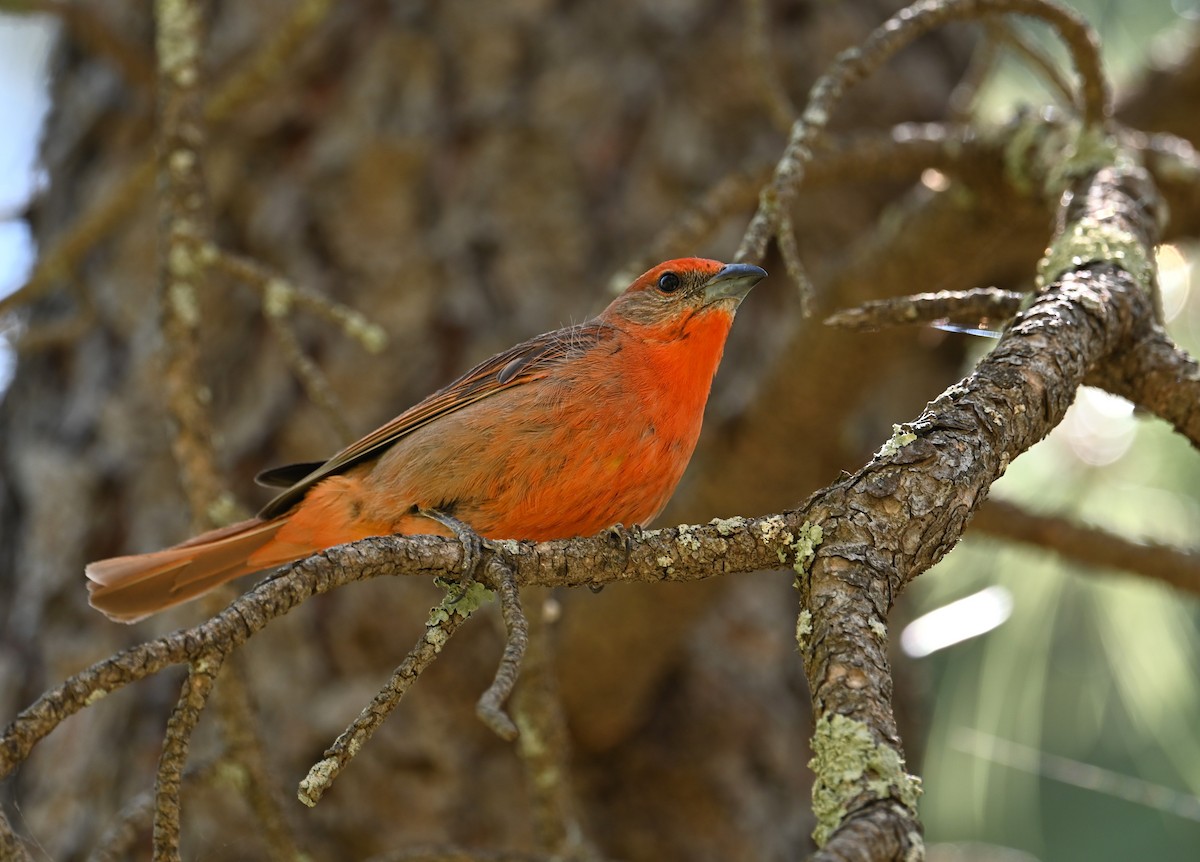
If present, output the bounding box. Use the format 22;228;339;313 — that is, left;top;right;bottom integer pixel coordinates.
0;1;994;859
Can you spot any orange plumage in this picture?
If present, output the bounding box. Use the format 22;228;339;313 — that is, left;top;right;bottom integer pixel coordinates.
86;258;766;621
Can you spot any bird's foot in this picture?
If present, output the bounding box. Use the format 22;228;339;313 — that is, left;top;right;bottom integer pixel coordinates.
419;508;485;581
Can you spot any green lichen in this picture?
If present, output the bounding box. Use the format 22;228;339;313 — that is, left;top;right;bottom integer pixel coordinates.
428;579;494;625
676;523;701;552
796;610;813;653
1001;115;1056;197
758;515;794;563
155;0;203;88
877;424;917;459
84;688;108;706
206;490;240;527
869;618;887;640
791;521;823;579
809;714;923;847
1043;123;1128;200
263;277;295;317
340;312;388;353
1001;116;1124;201
709;516;745;537
1037;217;1154;293
168;280;199;327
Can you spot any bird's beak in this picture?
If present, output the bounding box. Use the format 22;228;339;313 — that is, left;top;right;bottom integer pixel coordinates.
702;263;767;307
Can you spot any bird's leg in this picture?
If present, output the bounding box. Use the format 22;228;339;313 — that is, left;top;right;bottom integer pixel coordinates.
418;508;528;740
419;507;485;582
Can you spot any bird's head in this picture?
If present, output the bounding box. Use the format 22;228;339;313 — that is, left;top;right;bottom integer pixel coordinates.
599;258;767;338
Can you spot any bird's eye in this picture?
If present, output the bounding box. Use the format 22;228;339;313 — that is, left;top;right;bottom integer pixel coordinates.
657;271;681;293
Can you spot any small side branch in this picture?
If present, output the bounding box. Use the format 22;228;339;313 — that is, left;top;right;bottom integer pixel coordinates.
153;652;224;861
0;807;31;862
155;0;229;530
825;288;1024;332
297;580;486;807
512;592;601;861
743;0;796;131
214;659;303;860
88;759;221;862
736;0;1108;265
970;498;1200;596
1087;327;1200;451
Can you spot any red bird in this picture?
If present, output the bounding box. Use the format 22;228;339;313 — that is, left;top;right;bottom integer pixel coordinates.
86;259;766;621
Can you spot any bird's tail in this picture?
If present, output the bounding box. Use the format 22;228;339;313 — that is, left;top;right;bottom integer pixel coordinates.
86;515;302;623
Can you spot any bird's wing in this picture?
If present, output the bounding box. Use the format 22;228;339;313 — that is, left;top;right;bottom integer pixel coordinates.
256;322;614;518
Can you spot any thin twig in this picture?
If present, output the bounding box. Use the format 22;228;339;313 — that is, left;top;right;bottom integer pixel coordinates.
475;559;529;741
0;160;153;320
88;758;223;862
212;249;387;354
265;311;356;443
2;0;335;329
989;18;1077;109
0;807;32;862
736;0;1108;265
776;210;814;317
203;0;334;123
971;499;1200;595
512;591;601;860
155;0;228;531
213;659;304;860
825;287;1024;331
153;652;224;861
744;0;796;132
948;22;1002;118
297;579;488;807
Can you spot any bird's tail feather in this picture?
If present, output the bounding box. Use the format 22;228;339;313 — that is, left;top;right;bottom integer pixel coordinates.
86;516;294;623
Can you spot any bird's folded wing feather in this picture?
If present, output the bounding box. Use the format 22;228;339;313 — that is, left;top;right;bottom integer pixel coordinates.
257;322;614;518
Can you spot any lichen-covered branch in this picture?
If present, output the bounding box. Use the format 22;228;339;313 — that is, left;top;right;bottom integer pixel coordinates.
793;161;1161;855
0;806;31;862
296;578;491;807
2;0;334;334
153;651;224;860
155;0;229;530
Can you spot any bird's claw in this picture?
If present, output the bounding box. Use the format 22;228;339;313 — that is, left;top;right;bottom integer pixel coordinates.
420;508;486;581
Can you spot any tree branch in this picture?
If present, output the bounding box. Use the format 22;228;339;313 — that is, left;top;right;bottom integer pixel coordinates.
970;498;1200;595
296;578;487;807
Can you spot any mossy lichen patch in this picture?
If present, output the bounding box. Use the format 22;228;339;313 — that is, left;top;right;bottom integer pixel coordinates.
809;714;922;847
